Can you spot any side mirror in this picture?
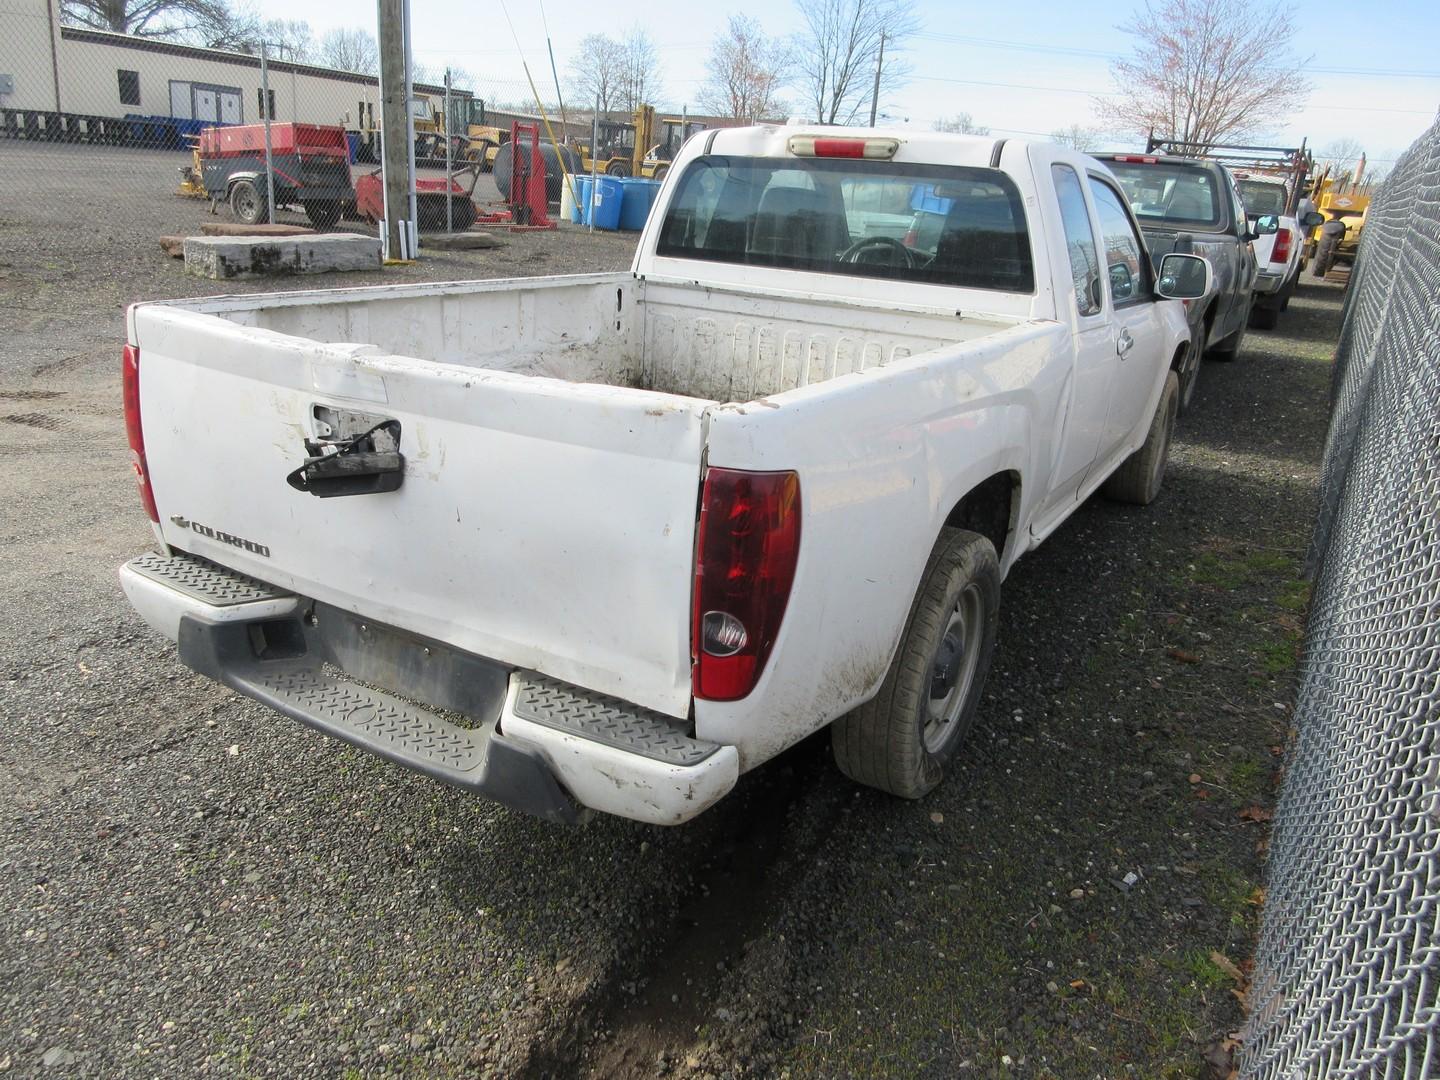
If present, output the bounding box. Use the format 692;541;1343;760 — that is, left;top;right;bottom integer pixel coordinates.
1253;214;1280;235
1155;252;1212;301
1301;211;1325;229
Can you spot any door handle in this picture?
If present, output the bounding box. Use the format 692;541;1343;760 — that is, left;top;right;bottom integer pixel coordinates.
1116;328;1134;357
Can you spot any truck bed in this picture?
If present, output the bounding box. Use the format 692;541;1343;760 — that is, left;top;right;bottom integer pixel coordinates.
169;272;1014;403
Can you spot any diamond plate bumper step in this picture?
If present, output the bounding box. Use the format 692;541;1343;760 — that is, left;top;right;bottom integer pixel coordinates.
512;673;719;767
176;616;580;823
127;551;291;607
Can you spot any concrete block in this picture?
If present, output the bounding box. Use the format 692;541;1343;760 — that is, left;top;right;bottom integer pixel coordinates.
184;234;383;279
423;232;505;251
200;222;316;237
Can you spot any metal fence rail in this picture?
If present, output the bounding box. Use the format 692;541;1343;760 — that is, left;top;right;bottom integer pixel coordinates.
1241;118;1440;1078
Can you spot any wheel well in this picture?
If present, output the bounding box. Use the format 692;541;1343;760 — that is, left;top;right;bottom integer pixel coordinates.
943;472;1020;564
1170;344;1189;372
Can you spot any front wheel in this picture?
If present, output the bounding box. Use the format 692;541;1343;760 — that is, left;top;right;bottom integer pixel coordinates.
832;528;1000;799
606;160;631;177
1102;370;1178;505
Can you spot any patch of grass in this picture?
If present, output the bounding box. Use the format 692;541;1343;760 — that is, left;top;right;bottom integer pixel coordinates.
1275;578;1311;613
1185;949;1229;990
1228;758;1266;800
1258;637;1300;675
1188;544;1299;591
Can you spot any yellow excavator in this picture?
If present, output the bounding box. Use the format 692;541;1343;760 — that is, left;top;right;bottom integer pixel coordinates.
1304;160;1371;275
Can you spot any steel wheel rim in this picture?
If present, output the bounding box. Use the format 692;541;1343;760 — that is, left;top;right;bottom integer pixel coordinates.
234;186;258;220
924;583;984;753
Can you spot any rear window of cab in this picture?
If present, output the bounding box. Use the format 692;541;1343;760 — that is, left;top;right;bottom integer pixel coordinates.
655;156;1035;294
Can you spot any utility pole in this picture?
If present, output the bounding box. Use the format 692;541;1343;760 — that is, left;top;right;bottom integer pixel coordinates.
868;31;885;127
377;0;414;259
259;44;275;224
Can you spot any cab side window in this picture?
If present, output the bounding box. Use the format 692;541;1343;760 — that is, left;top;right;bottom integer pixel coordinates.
1052;164;1102;317
1088;178;1149;305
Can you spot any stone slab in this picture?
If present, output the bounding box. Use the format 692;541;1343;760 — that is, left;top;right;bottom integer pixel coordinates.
200;222;316;237
183;233;382;279
159;235;187;258
422;231;505;251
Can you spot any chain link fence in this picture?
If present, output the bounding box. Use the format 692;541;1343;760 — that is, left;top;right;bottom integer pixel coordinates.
1241;117;1440;1078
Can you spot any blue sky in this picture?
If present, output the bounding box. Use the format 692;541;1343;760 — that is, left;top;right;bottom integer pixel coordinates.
262;0;1439;169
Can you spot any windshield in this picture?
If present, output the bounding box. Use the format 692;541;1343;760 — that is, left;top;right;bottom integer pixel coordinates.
1107;162;1222;228
655;156;1034;293
1237;180;1288;217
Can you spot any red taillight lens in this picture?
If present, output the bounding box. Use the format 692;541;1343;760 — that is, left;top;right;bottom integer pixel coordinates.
122;344;159;522
692;468;801;702
1271;227;1293;264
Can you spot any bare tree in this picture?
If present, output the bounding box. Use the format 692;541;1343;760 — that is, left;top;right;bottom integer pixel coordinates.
1100;0;1309;148
617;27;661;114
61;0;253;42
318;27;378;74
698;15;790;121
793;0;918;125
1050;123;1105;152
569;32;626;113
255;18;314;61
933;113;989;135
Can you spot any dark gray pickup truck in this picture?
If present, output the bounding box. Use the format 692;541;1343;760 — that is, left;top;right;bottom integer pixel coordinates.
1098;154;1259;409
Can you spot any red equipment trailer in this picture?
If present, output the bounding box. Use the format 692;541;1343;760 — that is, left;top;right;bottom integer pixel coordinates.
198;123;354;228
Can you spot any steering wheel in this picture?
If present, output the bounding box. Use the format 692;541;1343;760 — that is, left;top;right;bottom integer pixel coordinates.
839;236;917;268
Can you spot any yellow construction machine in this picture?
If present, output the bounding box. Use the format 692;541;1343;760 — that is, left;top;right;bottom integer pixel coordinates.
570;106;707;180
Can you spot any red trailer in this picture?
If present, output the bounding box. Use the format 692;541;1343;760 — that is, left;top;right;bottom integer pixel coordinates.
198;123;354;228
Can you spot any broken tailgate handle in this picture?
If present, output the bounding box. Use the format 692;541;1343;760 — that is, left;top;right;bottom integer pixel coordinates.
286;419;405;498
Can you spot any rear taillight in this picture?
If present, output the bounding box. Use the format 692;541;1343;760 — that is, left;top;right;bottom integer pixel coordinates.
1113;154;1159;164
692;468;801;702
122;344;159;522
1271;227;1293;264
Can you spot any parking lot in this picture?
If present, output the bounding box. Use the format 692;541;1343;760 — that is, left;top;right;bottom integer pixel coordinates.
0;141;1341;1078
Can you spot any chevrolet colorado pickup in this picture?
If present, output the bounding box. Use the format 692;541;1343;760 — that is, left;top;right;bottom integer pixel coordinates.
120;128;1209;824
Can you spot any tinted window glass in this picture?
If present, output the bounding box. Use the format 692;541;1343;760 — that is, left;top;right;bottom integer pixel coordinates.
1088;178;1149;304
1052;164;1102;317
656;156;1034;293
1106;162;1221;227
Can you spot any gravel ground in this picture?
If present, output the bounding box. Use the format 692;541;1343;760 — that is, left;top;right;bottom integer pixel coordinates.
0;140;1340;1078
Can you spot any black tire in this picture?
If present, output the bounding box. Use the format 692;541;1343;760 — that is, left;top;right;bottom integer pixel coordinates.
606;160;632;178
832;528;1000;799
1102;370;1178;505
1207;301;1249;361
302;200;341;229
653;165;670;182
1249;300;1280;330
1313;236;1337;277
229;179;266;226
492;142;580;202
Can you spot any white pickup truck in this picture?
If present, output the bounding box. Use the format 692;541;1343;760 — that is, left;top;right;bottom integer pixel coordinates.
119;128;1209;825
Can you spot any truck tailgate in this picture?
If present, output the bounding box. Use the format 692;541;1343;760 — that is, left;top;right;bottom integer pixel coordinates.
131;304;705;718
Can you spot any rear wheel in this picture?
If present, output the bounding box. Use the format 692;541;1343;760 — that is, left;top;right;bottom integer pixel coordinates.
653;165;670;182
606;160;631;177
1207;301;1249;361
1103;370;1178;505
229;179;266;225
1249;299;1280;330
832;528;1000;799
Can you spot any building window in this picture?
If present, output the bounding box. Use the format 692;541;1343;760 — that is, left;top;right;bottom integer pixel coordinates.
118;70;140;107
256;87;276;119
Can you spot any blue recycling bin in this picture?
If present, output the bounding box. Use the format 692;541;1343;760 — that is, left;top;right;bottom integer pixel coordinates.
618;178;662;231
589;176;624;231
576;176;593;224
